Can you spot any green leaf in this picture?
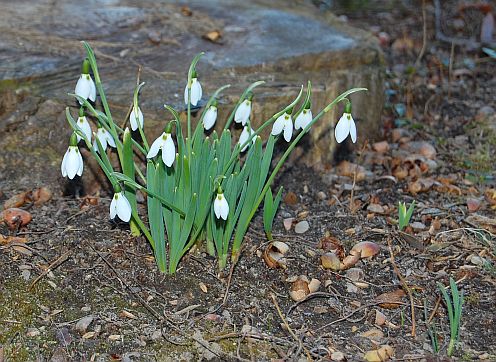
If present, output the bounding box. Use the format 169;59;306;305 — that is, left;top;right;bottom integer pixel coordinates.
147;162;167;273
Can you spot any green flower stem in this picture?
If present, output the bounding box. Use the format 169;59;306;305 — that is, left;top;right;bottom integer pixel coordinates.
82;42;124;165
231;87;367;260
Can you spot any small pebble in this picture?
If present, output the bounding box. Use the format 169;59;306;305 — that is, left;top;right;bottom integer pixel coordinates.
294;221;309;234
75;315;94;334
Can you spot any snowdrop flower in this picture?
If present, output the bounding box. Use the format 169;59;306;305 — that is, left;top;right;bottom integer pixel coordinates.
214;190;229;220
295;107;312;130
238;124;256;152
334;102;356;144
61;133;83;179
271;111;293;142
75;59;96;105
76;108;92;142
110;191;132;222
93;126;116;152
147;127;176;167
129;106;144;131
184;70;202;106
203;101;218;131
234;92;252;126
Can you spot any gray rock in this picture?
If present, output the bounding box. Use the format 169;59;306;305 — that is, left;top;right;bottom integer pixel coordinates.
0;0;384;193
75;315;94;334
294;220;310;234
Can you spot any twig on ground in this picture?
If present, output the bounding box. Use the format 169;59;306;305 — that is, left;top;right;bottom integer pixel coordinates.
29;250;71;290
388;236;416;337
270;293;313;361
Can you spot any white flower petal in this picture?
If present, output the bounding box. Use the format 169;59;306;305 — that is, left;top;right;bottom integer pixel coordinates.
110;195;118;219
214;198;222;219
75;75;91;104
76;149;84;176
234;101;251;125
88;78;96;102
203;106;217;130
105;130;116;147
65;147;80;179
116;192;132;222
183;83;189;105
214;194;229;220
96;129;108;150
283;117;293;142
61;149;70;177
349;116;357;143
77;117;92;142
295;109;312;130
334;113;350;144
147;133;164;159
220;197;229;220
239;126;254;152
129;107;143;131
271;115;285;136
162;134;175;167
189;78;202;106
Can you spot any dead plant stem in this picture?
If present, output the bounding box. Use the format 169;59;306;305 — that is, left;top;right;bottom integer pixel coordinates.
387;236;416;337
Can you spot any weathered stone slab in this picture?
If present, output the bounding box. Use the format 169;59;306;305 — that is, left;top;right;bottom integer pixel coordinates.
0;0;384;192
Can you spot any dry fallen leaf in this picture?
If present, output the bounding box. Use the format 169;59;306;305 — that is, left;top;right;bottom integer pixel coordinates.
318;234;345;258
120;310;137;319
263;241;289;269
467;198;482;212
351;241;380;258
284;191;298;205
372;141;389;153
3;191;29;209
375;289;406;309
289;276;320;301
199;282;208;293
181;6;192;16
360;328;384;342
0;208;32;229
336;161;366;181
33;187;52;205
364;345;394;362
0;234;28;245
202;30;222;43
82;331;96;339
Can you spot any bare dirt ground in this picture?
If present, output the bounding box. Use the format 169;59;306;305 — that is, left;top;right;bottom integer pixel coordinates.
1;1;495;361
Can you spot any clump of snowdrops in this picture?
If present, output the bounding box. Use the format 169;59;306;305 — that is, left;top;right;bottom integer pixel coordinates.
62;42;366;273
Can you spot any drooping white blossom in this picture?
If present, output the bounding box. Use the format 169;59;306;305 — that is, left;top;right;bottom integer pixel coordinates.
214;192;229;220
109;192;132;222
184;77;202;106
238;125;256;152
295;108;312;130
334;112;357;144
129;106;144;131
93;127;116;152
76;115;92;142
234;99;252;126
75;74;96;104
61;146;84;179
203;105;218;131
147;132;176;167
271;112;293;142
